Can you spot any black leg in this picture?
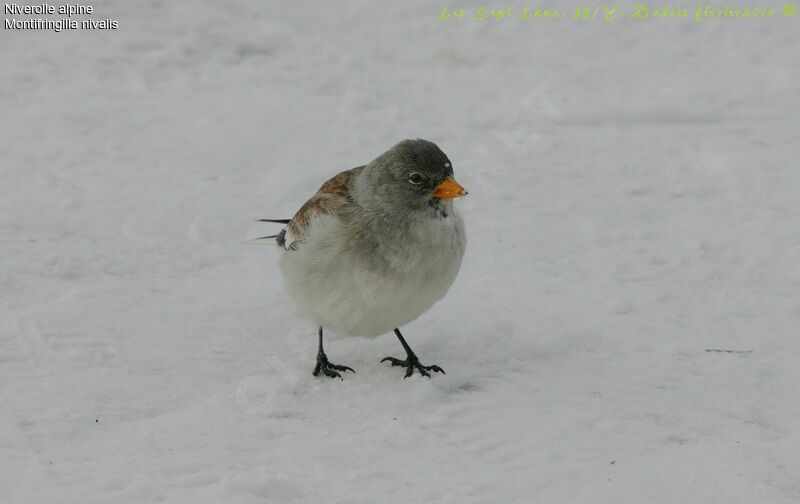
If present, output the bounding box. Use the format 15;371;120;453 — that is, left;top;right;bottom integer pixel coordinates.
312;327;355;379
380;328;445;378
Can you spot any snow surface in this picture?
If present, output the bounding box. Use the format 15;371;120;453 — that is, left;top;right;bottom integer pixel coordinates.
2;1;800;503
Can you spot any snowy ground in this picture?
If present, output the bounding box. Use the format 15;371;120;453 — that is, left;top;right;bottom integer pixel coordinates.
2;1;800;502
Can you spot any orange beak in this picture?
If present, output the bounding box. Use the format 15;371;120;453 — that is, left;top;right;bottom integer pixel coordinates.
434;176;468;199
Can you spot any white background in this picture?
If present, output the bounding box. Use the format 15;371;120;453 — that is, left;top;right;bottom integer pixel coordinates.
2;1;799;502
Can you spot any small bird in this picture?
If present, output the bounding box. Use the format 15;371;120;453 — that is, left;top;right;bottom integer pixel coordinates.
259;139;467;378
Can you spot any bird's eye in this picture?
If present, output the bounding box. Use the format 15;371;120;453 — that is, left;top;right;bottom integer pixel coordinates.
409;173;424;185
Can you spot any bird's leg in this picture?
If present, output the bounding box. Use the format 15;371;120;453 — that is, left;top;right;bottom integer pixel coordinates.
380;328;445;378
312;327;355;379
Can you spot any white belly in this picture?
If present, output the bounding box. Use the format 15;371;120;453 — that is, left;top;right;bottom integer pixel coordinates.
278;214;465;337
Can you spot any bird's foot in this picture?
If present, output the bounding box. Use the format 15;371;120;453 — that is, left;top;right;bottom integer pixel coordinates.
313;353;355;379
380;355;445;378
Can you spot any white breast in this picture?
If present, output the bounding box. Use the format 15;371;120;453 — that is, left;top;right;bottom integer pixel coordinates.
278;212;465;337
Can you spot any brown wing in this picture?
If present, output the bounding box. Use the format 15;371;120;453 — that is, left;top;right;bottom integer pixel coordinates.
285;165;364;245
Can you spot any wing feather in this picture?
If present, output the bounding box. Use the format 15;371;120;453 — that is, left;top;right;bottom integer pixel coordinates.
284;165;364;249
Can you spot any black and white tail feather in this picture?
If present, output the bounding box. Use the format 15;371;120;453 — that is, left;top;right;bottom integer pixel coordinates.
251;218;291;249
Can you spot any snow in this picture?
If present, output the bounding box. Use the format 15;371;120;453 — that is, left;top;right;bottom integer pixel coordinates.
2;1;799;502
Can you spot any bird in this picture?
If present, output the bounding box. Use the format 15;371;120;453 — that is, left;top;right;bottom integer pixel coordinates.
259;139;467;379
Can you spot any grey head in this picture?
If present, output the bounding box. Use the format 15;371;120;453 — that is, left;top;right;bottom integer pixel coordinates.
354;139;468;214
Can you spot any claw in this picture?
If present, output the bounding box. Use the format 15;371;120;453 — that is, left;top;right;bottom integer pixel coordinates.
412;365;431;378
322;368;342;379
313;356;355;380
380;356;405;367
381;355;445;378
